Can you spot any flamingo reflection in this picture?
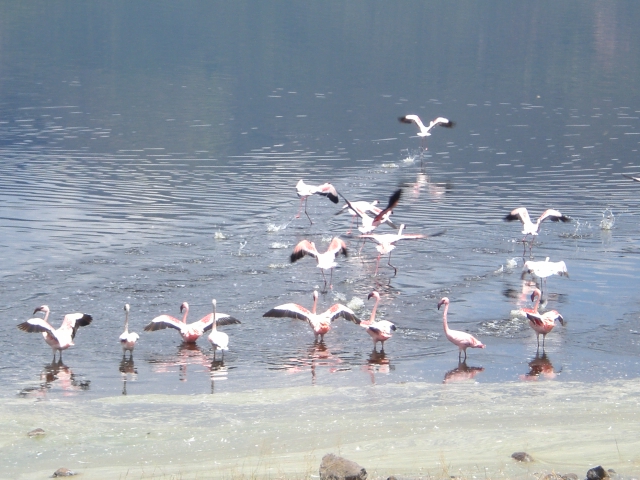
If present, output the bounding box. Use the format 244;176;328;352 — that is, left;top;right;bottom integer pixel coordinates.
282;342;344;385
520;351;558;381
209;359;229;394
148;343;212;382
19;360;90;398
361;350;394;384
119;357;137;395
443;360;484;383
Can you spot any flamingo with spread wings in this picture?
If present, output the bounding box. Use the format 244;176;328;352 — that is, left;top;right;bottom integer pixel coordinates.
295;179;339;224
398;115;455;149
505;207;571;253
290;237;348;290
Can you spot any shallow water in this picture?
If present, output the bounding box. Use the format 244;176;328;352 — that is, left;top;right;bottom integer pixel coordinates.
2;2;640;478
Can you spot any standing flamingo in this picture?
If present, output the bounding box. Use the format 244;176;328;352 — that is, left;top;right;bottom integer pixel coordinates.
295;179;339;224
505;207;571;254
525;292;564;349
290;237;348;290
398;115;455;149
360;291;397;352
119;304;139;359
437;297;485;361
510;285;542;319
17;305;93;362
207;299;241;360
521;258;569;294
144;301;240;344
263;290;360;342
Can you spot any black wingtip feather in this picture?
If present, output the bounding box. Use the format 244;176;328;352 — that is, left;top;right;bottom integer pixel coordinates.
504;213;520;222
398;116;412;124
442;120;455;128
290;250;306;263
326;192;339;204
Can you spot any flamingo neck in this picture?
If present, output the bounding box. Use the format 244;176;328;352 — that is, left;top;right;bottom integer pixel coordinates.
182;307;189;324
442;303;450;334
532;293;541;313
368;296;380;324
124;312;129;334
312;295;318;315
211;303;218;330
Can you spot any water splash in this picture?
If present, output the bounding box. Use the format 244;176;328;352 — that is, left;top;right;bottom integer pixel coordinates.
600;208;615;230
237;240;247;256
214;231;227;239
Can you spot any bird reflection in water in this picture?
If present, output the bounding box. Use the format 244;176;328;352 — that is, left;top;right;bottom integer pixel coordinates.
148;342;212;382
520;351;558;381
19;360;90;398
402;171;448;201
119;357;137;395
361;350;394;384
209;359;228;394
443;360;484;384
282;341;344;385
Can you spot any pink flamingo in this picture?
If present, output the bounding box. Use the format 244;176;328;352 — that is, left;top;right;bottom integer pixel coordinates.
511;285;542;319
505;207;571;253
525;296;564;349
336;199;381;234
17;305;93;362
290;237;348;290
295;179;339;224
398;115;455;149
263;290;360;342
119;304;139;359
437;297;485;361
360;291;397;352
144;301;240;344
339;190;401;234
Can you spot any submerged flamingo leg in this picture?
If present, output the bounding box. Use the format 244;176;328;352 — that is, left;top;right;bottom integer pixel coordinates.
388;252;397;276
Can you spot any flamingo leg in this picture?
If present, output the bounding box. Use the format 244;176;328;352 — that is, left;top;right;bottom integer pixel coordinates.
304;198;313;225
329;268;334;290
321;269;328;292
388;252;397;277
374;254;381;275
295;198;304;218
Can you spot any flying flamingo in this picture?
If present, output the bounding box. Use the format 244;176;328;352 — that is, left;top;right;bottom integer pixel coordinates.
290;237;348;290
521;258;569;294
263;290;360;342
504;207;571;254
208;299;241;360
119;304;139;359
339;190;401;235
398;115;455;149
336;199;383;234
437;297;485;361
525;291;564;349
144;301;240;344
295;179;339;224
17;305;93;362
360;291;397;352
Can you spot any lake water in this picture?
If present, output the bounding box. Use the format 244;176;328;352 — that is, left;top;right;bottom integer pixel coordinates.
1;2;640;478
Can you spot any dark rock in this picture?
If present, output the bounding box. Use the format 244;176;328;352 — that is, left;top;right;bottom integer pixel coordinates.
51;468;76;477
586;466;609;480
320;453;367;480
511;451;534;462
27;428;45;437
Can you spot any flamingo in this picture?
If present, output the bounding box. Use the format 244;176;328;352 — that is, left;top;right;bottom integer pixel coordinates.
339;190;401;235
360;291;397;352
208;299;241;360
263;290;360;342
510;285;542;319
359;224;443;276
525;291;564;349
17;305;93;362
295;179;339;224
398;115;455;149
336;199;383;234
144;301;240;344
119;304;139;358
521;258;569;294
290;237;348;290
504;207;571;253
437;297;485;361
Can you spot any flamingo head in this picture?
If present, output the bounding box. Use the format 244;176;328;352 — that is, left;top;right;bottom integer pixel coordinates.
312;291;319;301
124;304;130;313
180;302;189;314
530;289;541;302
33;305;50;315
437;297;450;310
556;314;565;326
212;299;217;307
368;291;380;301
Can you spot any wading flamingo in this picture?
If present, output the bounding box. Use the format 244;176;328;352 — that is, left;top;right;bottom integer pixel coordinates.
360;291;397;352
505;207;571;254
339;190;401;234
398;115;455;149
17;305;93;362
336;199;383;234
263;290;360;342
525;293;564;349
521;258;569;294
510;285;542;319
295;179;339;224
290;237;348;290
144;301;240;344
119;304;139;359
208;299;241;360
437;297;485;361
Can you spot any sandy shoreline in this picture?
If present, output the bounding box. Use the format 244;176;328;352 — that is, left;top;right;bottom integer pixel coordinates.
2;379;640;479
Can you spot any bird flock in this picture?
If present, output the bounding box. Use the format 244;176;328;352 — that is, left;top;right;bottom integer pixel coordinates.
16;113;575;382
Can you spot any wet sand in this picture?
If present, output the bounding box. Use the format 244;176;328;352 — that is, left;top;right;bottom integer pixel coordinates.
2;379;639;479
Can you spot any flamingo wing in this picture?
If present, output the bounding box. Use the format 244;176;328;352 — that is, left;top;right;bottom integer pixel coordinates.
290;240;318;263
316;183;339;203
60;313;93;339
17;318;57;336
504;207;531;225
623;173;640;182
263;303;313;323
539;209;571;224
368;320;397;335
451;330;485;349
428;117;455;131
202;313;242;332
526;312;545;327
323;304;360;324
209;330;229;350
373;189;402;224
327;237;348;257
144;315;184;332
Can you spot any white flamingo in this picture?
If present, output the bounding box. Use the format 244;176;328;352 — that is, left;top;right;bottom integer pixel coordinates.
144;301;240;344
17;305;93;361
505;207;571;253
119;304;139;358
263;290;360;342
295;179;339;224
336;199;386;234
437;297;485;361
398;115;455;148
360;291;397;352
208;299;241;360
521;258;569;293
290;237;348;290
